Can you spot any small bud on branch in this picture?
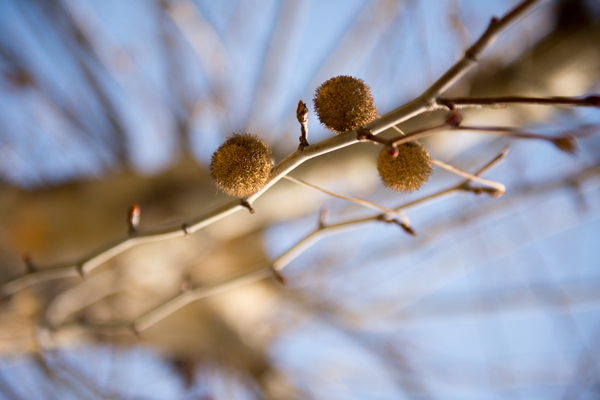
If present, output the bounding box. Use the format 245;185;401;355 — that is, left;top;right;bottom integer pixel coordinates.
127;203;141;234
297;100;310;150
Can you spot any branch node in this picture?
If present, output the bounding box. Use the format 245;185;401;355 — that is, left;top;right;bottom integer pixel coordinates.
240;199;255;214
378;215;417;237
460;183;503;198
445;112;463;128
181;275;193;293
127;203;141;234
181;223;190;236
553;136;578;154
318;207;329;229
23;254;35;274
586;95;600;107
131;326;141;340
76;264;85;280
357;127;373;141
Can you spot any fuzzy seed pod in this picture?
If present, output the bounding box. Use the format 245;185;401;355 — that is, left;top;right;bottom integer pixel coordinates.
210;133;273;197
377;142;433;192
313;75;378;134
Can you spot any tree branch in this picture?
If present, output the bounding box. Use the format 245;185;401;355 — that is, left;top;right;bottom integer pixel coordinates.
50;148;509;333
436;95;600;110
421;0;546;102
0;0;561;299
283;175;410;225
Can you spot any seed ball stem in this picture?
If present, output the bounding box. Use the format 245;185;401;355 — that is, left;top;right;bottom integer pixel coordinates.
313;75;378;135
210;133;273;198
377;142;433;192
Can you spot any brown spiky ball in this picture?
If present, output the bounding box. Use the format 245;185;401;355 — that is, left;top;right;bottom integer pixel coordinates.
210;133;273;197
313;75;378;134
377;142;433;192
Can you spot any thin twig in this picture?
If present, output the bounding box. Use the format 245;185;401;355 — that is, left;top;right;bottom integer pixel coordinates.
455;125;580;154
134;267;272;332
431;159;505;196
436;95;600;110
386;122;505;194
283;175;410;225
274;147;509;272
421;0;545;101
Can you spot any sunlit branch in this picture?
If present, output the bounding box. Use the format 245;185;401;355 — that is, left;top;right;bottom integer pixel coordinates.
51;148;508;333
133;268;272;332
431;159;505;197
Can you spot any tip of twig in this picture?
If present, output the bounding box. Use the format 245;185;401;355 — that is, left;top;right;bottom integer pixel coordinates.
553;136;578;154
240;199;255;214
272;269;286;286
401;224;418;237
381;217;417;237
585;95;600;108
296;100;308;122
467;185;504;198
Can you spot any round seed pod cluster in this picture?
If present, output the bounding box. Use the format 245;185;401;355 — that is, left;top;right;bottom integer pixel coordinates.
313;75;378;134
210;133;273;197
377;142;433;192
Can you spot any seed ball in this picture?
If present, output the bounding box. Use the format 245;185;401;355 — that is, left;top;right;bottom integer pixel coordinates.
313;75;378;134
210;133;273;197
377;142;433;192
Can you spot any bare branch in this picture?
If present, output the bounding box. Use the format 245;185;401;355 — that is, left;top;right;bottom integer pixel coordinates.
0;0;563;298
454;125;584;154
431;159;505;197
421;0;546;101
133;268;272;332
274;147;509;272
436;95;600;110
48;147;511;332
283;175;410;225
